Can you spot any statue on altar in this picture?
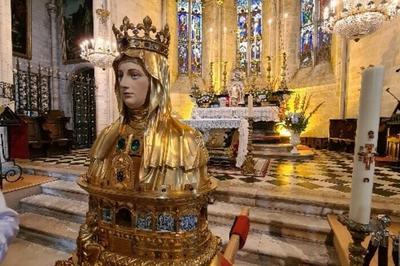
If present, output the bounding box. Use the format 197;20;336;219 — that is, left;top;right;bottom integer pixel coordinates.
228;69;245;106
55;16;223;266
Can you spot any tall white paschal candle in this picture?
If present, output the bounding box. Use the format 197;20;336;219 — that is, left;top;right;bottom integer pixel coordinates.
349;66;384;225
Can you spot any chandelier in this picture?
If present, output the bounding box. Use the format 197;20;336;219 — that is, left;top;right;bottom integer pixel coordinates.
80;7;118;70
329;0;400;41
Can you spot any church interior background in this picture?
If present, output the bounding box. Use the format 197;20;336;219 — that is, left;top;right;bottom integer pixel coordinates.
0;0;400;265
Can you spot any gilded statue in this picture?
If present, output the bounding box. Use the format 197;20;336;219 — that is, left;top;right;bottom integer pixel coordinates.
228;69;245;106
56;16;250;266
56;16;220;266
87;17;211;192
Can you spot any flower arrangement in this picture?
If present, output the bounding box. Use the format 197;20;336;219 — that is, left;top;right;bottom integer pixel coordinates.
190;84;215;108
279;94;324;134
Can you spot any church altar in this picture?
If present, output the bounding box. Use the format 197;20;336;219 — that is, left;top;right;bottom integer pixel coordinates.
184;106;279;167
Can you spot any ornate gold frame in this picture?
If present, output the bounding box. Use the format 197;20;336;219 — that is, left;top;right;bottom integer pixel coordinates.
12;0;32;59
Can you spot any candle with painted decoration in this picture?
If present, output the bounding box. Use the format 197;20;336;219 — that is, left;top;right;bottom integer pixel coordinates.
248;95;254;117
349;66;384;225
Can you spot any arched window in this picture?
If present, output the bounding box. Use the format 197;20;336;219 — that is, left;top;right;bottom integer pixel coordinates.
177;0;203;75
300;0;332;67
236;0;262;75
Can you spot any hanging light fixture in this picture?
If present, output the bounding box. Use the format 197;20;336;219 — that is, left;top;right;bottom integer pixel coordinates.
328;0;400;41
80;6;118;70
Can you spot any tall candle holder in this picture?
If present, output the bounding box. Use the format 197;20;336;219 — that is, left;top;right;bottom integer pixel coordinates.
341;66;385;266
209;62;214;92
222;61;228;93
241;117;256;176
278;52;288;91
266;55;272;87
339;214;371;266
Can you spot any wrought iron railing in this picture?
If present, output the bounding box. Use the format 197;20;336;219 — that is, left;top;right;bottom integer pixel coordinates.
0;82;15;101
13;60;52;116
70;71;96;148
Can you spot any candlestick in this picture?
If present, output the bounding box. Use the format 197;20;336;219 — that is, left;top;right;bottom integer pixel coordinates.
349;66;384;225
248;95;254;117
209;62;214;92
222;61;228;92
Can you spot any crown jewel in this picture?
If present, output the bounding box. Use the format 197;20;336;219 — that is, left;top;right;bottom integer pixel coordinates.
112;16;170;58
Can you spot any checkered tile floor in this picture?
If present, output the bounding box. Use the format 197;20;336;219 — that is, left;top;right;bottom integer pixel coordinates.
31;149;400;198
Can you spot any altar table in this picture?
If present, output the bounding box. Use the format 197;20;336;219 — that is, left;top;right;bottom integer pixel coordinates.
184;106;279;167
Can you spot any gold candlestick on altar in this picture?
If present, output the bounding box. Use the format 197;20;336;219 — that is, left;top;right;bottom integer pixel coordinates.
278;52;288;91
222;61;228;93
266;56;272;87
209;62;214;92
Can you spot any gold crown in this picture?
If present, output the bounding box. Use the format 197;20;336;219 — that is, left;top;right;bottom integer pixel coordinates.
112;16;170;58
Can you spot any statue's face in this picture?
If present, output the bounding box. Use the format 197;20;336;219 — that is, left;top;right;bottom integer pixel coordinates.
117;61;150;110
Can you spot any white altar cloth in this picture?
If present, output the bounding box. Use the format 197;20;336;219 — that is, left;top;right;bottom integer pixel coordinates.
191;106;279;122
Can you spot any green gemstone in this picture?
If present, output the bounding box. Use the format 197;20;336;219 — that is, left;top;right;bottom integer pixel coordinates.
117;138;125;150
131;139;140;152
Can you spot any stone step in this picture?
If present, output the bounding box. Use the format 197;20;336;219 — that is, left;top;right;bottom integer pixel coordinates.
215;183;400;220
2;238;71;266
18;212;80;253
20;194;87;224
253;143;292;152
16;213;337;265
41;180;88;202
18;161;85;182
215;184;346;217
209;223;339;266
208;201;331;244
19;162;400;220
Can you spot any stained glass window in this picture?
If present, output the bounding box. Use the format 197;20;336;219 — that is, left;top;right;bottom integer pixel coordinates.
177;0;203;75
317;0;332;63
300;0;332;67
236;0;262;74
300;0;314;67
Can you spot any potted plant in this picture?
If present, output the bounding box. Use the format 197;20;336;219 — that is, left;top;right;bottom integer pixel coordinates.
279;94;324;154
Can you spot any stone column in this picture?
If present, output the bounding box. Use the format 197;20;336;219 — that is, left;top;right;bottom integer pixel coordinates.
46;0;60;110
0;0;13;161
94;0;114;134
0;0;13;85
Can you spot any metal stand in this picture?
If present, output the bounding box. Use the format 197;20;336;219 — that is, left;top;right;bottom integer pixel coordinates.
339;214;371;266
241;117;256;176
0;133;23;190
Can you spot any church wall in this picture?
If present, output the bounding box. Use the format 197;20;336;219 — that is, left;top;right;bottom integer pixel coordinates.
112;0;162;27
346;18;400;119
